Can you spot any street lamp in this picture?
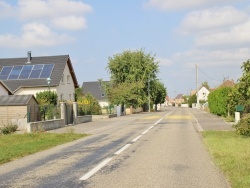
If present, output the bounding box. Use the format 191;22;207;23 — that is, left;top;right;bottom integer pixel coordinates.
46;77;51;104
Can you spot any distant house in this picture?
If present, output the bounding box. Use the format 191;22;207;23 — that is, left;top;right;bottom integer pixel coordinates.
175;94;184;104
0;51;78;102
190;86;210;101
82;81;109;108
219;79;235;88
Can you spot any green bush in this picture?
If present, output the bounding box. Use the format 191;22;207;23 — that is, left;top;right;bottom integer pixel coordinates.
234;113;250;136
0;124;18;135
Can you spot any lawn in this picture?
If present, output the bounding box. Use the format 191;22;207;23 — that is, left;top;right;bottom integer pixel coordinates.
0;132;88;165
202;131;250;188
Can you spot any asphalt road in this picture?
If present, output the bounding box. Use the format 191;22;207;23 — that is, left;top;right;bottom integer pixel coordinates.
0;107;231;188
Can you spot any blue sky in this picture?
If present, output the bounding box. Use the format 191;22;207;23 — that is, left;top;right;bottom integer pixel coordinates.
0;0;249;98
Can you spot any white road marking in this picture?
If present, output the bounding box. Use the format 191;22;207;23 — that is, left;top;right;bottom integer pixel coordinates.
154;118;163;126
79;111;173;181
79;157;113;181
148;125;154;130
131;135;142;143
191;114;204;132
141;129;149;135
114;144;131;155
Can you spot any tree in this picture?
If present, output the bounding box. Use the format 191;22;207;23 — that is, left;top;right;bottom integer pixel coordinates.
188;94;196;108
236;59;250;113
36;91;57;105
106;49;159;110
77;93;101;115
208;87;233;117
151;80;166;111
75;87;83;102
201;81;210;90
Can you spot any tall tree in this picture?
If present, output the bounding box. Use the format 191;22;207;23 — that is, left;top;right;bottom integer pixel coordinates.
150;80;167;111
236;59;250;112
106;49;159;109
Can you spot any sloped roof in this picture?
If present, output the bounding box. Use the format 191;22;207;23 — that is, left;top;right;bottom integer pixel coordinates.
82;81;109;101
219;79;235;88
0;95;37;106
0;54;78;93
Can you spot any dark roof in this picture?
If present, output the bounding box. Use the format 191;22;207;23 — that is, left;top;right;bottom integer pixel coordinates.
0;54;78;93
82;81;109;101
0;95;37;106
219;79;235;88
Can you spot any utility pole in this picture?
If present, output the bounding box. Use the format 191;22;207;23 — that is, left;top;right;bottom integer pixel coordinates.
196;64;199;109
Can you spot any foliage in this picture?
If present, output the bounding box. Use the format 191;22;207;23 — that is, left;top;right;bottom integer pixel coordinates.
188;94;197;108
36;90;58;105
75;88;83;102
0;123;18;135
234;114;250;136
201;81;210;90
106;49;159;108
77;93;101;115
235;59;250;113
208;86;233;117
151;80;166;111
0;132;88;165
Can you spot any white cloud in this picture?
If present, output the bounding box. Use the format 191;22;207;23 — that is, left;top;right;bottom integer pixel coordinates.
145;0;244;11
179;6;248;34
157;57;173;66
52;16;87;30
195;20;250;48
0;1;15;18
0;0;92;30
0;23;74;48
172;48;250;68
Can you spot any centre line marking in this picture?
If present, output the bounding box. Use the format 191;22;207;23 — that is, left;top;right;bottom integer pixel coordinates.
114;144;131;155
154;118;163;126
79;157;113;181
142;129;149;135
131;135;142;143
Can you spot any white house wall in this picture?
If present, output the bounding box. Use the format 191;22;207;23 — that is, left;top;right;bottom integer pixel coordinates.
15;87;56;96
197;87;210;101
56;63;75;102
0;84;8;95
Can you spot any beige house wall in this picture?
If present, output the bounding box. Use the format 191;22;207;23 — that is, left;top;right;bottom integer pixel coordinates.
56;64;75;102
0;84;8;95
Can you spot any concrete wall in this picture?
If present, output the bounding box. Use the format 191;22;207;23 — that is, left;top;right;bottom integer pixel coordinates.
74;115;92;124
27;119;65;132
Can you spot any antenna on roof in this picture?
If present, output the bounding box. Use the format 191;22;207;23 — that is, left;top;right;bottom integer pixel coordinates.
27;51;31;64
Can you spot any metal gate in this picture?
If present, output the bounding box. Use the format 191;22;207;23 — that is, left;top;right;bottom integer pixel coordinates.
66;104;73;125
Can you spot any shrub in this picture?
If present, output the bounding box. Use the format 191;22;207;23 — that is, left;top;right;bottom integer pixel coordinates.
234;113;250;136
0;124;18;135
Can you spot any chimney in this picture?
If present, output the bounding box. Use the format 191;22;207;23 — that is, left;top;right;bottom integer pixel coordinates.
27;51;31;64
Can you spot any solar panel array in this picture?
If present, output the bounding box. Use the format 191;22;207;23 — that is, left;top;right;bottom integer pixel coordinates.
0;64;54;80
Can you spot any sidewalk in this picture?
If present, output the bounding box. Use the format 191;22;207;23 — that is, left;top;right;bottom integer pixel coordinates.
190;108;234;131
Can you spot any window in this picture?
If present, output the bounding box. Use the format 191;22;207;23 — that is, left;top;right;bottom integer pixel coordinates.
101;93;105;97
60;94;63;101
67;75;70;83
69;94;71;101
61;74;64;83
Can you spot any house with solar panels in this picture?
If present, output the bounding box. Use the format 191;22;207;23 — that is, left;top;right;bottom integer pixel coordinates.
0;51;78;102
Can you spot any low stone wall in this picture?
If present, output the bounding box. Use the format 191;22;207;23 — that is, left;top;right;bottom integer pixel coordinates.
27;119;65;133
92;114;117;121
74;115;92;124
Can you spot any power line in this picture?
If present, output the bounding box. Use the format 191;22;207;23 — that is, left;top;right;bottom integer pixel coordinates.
197;65;224;82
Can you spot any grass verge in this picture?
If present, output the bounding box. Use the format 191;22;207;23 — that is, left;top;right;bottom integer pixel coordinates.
202;131;250;188
0;132;88;165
